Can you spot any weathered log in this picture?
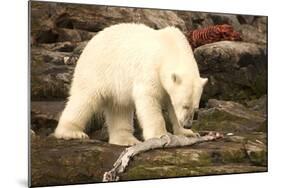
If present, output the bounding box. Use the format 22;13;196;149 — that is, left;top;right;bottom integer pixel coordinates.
103;132;223;182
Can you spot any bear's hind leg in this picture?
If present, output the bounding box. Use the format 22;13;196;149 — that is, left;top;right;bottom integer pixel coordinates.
105;107;140;146
54;94;98;140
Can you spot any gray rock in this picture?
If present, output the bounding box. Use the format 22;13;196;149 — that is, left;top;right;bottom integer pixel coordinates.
54;6;187;32
194;41;267;102
31;101;106;139
237;15;256;25
245;95;267;116
245;140;267;166
236;24;267;45
193;99;266;133
210;14;241;30
39;41;76;52
31;47;74;100
31;1;186;45
253;17;267;33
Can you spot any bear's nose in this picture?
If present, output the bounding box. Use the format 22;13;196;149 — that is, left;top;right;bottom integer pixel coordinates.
183;119;193;129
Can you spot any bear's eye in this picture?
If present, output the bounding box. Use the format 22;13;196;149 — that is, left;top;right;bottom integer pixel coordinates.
182;105;190;110
171;73;181;84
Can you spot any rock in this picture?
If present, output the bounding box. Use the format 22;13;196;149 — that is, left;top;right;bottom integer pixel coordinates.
193;99;267;133
194;41;267;102
31;101;106;138
236;24;267;45
253;17;267;33
31;129;36;138
175;11;194;31
30;134;266;186
245;140;267;166
35;28;59;44
39;41;77;52
225;135;245;143
190;12;214;29
72;41;89;55
31;1;186;45
237;15;256;25
245;95;267;116
54;5;186;32
209;14;241;30
31;101;65;136
56;28;96;42
177;12;214;31
31;47;74;100
138;9;186;31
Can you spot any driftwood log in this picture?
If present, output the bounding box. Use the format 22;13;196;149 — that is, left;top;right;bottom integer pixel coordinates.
103;132;223;182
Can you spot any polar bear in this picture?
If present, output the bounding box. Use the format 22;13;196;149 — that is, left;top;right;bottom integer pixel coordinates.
54;23;208;146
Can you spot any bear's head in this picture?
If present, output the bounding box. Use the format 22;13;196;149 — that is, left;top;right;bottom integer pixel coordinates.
161;64;208;129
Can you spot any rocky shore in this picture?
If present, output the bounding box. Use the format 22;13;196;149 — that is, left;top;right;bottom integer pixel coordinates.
30;1;267;186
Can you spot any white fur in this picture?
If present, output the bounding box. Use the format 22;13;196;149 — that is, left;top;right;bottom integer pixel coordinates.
54;23;207;146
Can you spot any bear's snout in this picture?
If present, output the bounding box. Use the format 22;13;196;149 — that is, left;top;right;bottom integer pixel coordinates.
180;110;199;129
181;119;193;129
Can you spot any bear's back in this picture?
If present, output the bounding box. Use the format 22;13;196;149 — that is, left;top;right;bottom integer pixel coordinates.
72;23;196;101
76;23;165;78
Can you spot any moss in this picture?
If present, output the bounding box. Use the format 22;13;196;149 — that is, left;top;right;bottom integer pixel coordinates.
131;150;212;169
123;164;198;180
122;163;267;180
221;149;248;163
246;146;267;166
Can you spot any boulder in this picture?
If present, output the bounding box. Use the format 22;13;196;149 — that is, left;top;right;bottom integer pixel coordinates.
237;15;256;25
253;16;267;34
245;95;267;115
31;47;74;100
209;14;241;30
193;99;267;133
236;24;267;45
177;11;214;31
31;101;106;140
194;41;267;102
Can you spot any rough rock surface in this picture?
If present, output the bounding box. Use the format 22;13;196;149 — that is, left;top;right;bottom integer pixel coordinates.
194;41;267;102
193;99;267;133
31;2;186;44
31;2;267;102
30;1;267;186
31;133;266;186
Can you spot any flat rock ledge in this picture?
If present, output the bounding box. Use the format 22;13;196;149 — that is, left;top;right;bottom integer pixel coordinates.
30;132;267;187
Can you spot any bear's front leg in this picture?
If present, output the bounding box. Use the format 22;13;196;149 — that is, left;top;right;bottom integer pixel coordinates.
105;107;141;146
134;95;168;140
167;101;200;137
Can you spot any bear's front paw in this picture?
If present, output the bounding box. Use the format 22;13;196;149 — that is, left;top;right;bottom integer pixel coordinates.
54;128;89;140
174;128;200;137
109;136;141;146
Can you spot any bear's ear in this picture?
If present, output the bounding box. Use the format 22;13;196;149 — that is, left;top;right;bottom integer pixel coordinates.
201;78;208;87
172;73;181;84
